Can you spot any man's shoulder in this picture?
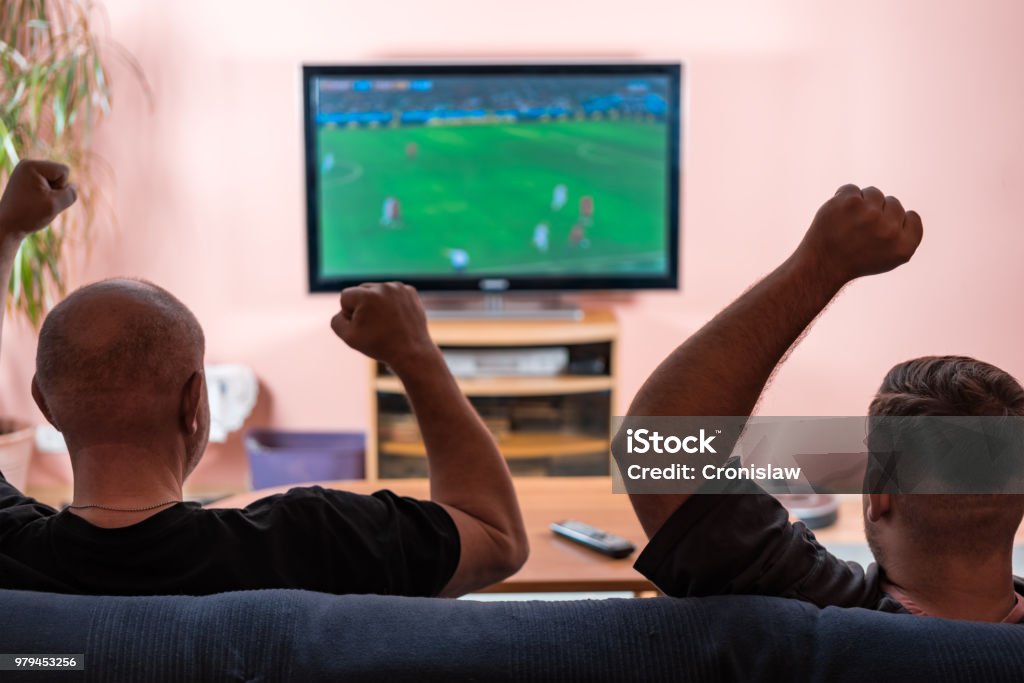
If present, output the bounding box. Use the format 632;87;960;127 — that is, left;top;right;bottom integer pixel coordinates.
0;469;57;521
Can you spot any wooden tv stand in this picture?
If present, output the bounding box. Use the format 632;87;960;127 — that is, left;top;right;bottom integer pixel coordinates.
367;310;618;480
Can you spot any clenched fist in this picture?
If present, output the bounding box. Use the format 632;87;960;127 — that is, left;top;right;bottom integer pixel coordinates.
0;160;77;242
330;282;438;371
796;184;923;286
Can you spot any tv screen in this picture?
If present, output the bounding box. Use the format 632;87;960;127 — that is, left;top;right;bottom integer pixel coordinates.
303;63;682;292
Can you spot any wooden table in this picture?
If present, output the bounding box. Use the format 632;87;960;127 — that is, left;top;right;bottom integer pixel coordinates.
212;477;655;594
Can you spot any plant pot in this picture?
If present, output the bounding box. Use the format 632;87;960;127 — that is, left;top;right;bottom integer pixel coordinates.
0;418;35;492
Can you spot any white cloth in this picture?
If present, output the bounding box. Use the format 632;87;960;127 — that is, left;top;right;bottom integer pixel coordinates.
205;364;259;443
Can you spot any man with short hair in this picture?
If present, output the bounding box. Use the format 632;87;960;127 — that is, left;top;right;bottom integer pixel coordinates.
0;160;528;597
624;184;1024;623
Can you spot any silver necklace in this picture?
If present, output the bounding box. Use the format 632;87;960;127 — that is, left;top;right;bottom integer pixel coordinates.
67;500;182;512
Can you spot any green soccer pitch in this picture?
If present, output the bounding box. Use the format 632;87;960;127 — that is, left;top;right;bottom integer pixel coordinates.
315;119;670;278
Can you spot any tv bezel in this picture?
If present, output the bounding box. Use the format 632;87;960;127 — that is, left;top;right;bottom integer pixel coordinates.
303;62;682;293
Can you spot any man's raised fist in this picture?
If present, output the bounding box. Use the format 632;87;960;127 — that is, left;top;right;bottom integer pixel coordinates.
797;184;924;286
0;160;78;241
330;282;437;370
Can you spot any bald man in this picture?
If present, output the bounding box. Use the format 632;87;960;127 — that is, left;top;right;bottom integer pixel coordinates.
0;160;527;596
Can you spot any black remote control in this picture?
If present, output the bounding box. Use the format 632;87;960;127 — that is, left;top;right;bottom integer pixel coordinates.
549;520;636;559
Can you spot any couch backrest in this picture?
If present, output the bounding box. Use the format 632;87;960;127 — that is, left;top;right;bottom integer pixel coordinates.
1;589;1022;682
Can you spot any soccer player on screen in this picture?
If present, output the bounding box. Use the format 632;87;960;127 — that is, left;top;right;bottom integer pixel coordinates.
551;184;568;211
447;248;470;273
406;142;418;160
380;196;401;228
579;195;594;226
569;223;585;248
532;223;550;253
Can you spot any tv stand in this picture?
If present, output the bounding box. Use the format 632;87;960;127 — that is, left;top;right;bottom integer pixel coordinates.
423;295;583;321
369;309;618;479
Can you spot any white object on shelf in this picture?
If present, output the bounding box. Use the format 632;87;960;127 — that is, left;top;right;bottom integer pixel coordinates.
35;424;68;453
441;347;569;378
206;364;259;443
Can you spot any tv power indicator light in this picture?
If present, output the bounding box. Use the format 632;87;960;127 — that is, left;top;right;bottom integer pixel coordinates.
479;279;510;291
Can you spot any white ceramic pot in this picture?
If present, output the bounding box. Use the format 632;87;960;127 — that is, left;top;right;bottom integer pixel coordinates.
0;419;35;492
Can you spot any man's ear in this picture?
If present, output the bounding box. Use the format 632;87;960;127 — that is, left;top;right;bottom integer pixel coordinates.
865;493;892;523
180;371;204;436
31;376;58;430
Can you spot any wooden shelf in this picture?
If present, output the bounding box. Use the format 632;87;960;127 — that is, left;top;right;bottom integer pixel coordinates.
368;308;618;480
381;432;610;460
375;374;613;397
427;309;618;347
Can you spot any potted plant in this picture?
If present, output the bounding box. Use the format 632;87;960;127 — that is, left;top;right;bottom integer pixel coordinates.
0;0;142;490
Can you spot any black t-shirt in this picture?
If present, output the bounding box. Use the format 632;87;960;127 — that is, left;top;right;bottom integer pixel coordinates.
634;477;1024;622
0;470;460;597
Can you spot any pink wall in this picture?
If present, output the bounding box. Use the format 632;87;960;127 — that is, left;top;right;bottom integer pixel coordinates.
3;0;1023;494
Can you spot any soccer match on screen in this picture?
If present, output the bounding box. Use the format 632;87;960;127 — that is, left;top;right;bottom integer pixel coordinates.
311;74;673;279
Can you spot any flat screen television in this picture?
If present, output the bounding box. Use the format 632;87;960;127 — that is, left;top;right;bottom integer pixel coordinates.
303;63;682;293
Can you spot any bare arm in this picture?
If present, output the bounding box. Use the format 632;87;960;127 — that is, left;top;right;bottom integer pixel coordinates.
331;283;527;596
624;185;924;538
0;160;77;342
390;345;528;596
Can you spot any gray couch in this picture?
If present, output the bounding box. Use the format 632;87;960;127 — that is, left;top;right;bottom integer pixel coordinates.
1;589;1022;681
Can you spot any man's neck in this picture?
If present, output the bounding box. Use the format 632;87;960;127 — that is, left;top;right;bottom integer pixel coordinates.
883;551;1017;622
68;443;186;529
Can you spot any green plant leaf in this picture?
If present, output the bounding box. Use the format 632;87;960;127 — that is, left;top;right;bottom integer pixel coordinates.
0;117;19;167
93;54;109;115
9;240;24;304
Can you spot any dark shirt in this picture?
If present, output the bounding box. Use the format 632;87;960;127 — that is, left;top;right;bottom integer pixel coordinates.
0;470;460;597
635;477;1024;623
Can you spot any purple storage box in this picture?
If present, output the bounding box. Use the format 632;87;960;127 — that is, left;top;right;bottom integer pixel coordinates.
245;430;366;489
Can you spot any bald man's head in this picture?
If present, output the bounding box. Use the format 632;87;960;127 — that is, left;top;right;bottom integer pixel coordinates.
33;279;208;462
